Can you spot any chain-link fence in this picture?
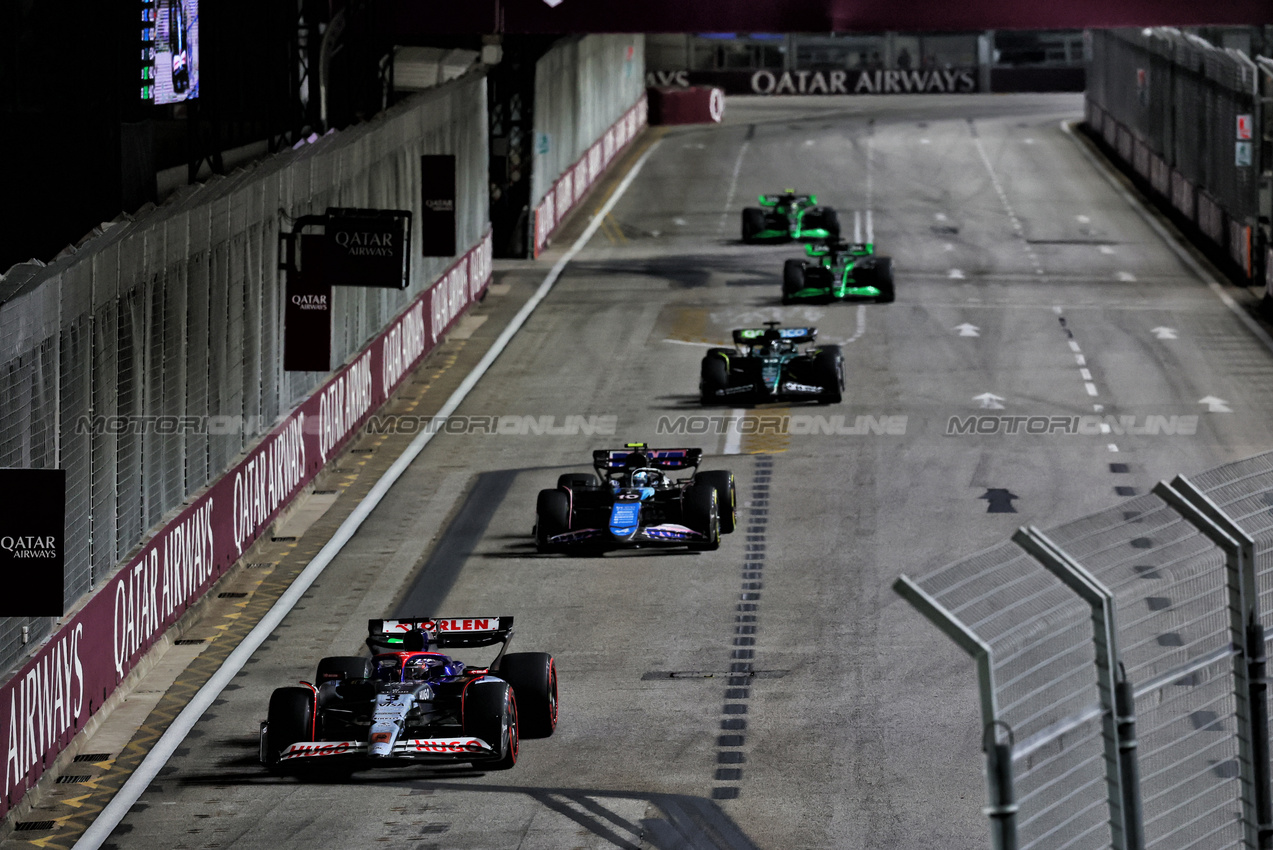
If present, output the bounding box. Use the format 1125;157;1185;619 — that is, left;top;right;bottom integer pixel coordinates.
1086;28;1269;285
0;72;491;675
897;452;1273;850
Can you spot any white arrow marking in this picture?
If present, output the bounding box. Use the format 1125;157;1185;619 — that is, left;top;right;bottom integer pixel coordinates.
974;393;1005;410
1024;138;1035;144
1117;271;1137;282
935;212;948;221
949;269;965;279
543;0;563;6
1076;215;1091;224
673;217;688;226
944;243;955;251
1199;396;1232;413
804;139;815;146
921;138;931;144
1151;327;1177;340
1099;245;1115;255
954;323;980;337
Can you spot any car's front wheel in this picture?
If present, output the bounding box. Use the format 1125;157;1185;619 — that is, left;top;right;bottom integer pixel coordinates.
464;681;519;770
685;485;721;551
535;489;570;553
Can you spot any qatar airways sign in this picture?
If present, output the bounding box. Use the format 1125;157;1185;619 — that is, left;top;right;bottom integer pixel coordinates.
0;469;65;617
325;208;412;289
647;68;979;96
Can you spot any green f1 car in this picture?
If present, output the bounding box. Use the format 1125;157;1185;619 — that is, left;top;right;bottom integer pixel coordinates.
700;323;844;405
741;191;841;243
782;238;894;304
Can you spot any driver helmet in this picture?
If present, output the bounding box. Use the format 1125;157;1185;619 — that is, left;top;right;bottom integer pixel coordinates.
762;328;783;349
404;654;450;682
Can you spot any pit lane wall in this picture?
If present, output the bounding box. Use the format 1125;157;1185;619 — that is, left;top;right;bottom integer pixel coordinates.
1085;28;1269;287
0;73;493;818
532;34;648;258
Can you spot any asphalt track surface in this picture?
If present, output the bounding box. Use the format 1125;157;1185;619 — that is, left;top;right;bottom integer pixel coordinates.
14;93;1273;850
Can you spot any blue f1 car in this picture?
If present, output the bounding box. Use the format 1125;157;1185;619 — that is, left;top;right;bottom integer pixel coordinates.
535;443;736;554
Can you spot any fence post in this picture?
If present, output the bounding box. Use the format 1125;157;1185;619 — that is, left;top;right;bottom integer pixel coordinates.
984;721;1018;850
1012;526;1138;850
893;576;1011;850
1115;669;1145;850
1156;476;1272;849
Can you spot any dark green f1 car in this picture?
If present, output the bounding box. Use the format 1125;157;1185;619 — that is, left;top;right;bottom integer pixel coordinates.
741;191;840;243
700;323;844;405
782;238;894;304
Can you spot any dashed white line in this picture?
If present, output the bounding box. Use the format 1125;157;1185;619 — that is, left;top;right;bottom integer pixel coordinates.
1108;444;1120;452
1068;340;1082;353
717;139;750;235
1075;354;1087;366
723;409;745;455
1079;368;1093;380
1085;382;1099;396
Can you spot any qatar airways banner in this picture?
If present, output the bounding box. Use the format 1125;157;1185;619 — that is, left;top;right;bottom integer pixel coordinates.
533;95;648;258
0;230;493;817
646;68;978;96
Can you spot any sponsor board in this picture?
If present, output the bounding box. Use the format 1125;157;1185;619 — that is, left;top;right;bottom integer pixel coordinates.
0;231;494;819
645;68;979;96
0;469;65;617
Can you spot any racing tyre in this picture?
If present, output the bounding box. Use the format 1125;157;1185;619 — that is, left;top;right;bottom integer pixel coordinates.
782;259;806;304
822;208;841;238
535;489;570;554
873;257;895;303
556;473;597;490
264;687;315;768
812;345;844;404
315;656;372;685
741;208;766;242
685;485;721;551
695;470;736;534
700;352;730;404
499;652;559;738
464;681;519;770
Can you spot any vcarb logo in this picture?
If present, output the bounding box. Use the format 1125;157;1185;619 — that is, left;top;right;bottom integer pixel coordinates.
0;537;57;559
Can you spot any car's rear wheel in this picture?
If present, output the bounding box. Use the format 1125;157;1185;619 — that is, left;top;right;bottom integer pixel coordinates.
700;353;730;404
535;489;570;553
782;259;806;304
685;485;720;551
741;208;766;242
812;345;844;404
464;681;518;770
264;687;315;768
498;652;558;738
694;470;736;534
872;257;895;303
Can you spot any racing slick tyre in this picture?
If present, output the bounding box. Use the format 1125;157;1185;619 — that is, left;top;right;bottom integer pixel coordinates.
782;259;806;304
694;470;737;534
556;473;598;490
700;352;730;404
535;489;570;554
741;207;766;242
315;656;373;685
685;484;721;551
872;257;895;303
464;681;519;770
812;345;844;404
498;652;559;738
264;687;316;768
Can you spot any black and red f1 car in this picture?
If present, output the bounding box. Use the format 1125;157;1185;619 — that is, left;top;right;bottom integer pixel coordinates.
259;616;557;773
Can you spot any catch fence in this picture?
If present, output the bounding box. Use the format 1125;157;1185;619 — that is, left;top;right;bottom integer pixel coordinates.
897;451;1273;849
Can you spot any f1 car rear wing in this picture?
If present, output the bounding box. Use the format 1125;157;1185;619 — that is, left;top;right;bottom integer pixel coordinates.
805;240;872;257
733;326;817;345
593;445;703;472
759;193;816;207
366;617;514;652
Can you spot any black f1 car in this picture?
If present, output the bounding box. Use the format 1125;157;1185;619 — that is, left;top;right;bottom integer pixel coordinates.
535;443;736;554
259;617;556;773
700;322;844;405
783;238;894;303
742;191;841;243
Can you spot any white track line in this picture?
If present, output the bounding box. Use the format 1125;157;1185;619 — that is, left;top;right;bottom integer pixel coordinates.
73;139;664;850
718;139;750;235
1061;119;1273;356
723;409;744;455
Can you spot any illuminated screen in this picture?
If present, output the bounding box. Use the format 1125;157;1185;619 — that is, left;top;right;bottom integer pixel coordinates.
140;0;200;104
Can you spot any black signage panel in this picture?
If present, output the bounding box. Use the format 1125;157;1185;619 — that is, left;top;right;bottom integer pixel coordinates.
0;468;66;617
420;155;457;257
284;235;333;372
325;209;411;289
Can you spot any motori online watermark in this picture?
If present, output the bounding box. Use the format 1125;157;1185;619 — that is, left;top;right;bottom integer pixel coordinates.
656;414;908;436
74;414;620;437
946;414;1199;436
